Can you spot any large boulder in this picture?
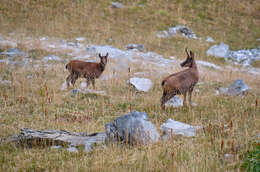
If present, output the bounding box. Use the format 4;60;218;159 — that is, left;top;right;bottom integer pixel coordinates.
129;77;153;92
160;119;201;139
216;80;249;96
206;42;229;58
105;111;160;145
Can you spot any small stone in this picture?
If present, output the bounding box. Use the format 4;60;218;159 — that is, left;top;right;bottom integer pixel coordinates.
76;37;85;42
111;2;124;8
126;44;146;52
165;96;183;108
160;119;199;138
43;55;62;62
206;36;215;43
67;145;78;153
51;145;62;149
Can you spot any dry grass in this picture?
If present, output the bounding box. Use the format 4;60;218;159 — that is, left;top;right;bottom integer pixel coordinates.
0;0;260;171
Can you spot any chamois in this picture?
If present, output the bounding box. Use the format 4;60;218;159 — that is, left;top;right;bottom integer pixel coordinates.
161;48;199;109
65;53;108;89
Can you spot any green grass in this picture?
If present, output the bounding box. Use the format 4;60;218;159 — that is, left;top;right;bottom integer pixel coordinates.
0;0;260;171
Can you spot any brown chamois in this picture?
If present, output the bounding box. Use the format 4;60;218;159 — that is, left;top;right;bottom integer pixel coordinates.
65;53;108;89
161;48;199;109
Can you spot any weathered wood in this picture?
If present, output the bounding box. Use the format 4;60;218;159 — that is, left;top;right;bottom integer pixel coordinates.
7;128;107;149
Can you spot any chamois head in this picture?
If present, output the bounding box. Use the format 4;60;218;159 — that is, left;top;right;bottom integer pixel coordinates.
180;48;194;68
99;53;109;66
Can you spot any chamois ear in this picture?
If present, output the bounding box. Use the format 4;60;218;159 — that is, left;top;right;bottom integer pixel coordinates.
98;53;102;58
106;53;109;58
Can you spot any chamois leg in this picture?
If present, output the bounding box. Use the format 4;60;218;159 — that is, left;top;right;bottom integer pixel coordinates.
91;79;95;89
66;74;72;88
183;92;187;107
188;88;193;106
85;78;90;88
160;91;167;110
71;73;79;86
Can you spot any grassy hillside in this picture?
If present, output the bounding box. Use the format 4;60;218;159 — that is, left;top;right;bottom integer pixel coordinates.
0;0;259;171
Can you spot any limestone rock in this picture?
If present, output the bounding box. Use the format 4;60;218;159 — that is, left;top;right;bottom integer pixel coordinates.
129;77;153;92
105;111;159;145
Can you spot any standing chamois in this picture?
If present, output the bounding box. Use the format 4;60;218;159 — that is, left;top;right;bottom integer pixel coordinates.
65;53;108;89
161;48;199;109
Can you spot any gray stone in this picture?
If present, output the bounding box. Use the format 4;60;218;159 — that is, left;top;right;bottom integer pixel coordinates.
157;25;197;39
111;2;124;8
258;132;260;138
226;48;260;66
0;48;28;58
217;80;249;96
126;44;146;52
105;111;160;145
165;96;183;108
129;77;153;92
75;37;85;42
67;145;78;153
160;119;201;139
43;55;63;62
226;80;249;96
206;36;215;43
51;145;62;149
206;42;229;58
0;77;11;85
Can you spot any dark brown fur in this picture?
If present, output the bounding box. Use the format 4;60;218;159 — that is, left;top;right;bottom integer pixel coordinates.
161;48;199;109
65;53;108;89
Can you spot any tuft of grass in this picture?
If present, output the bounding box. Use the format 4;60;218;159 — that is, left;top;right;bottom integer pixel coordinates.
242;144;260;172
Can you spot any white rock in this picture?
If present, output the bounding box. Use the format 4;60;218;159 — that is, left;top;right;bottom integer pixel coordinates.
129;77;153;92
43;55;62;62
206;42;229;58
160;119;200;138
76;37;85;42
206;36;215;43
67;146;78;153
165;96;183;107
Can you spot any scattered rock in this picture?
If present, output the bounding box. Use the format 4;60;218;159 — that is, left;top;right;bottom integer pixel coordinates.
160;119;201;139
157;25;197;39
217;80;249;96
129;77;153;92
51;145;62;149
0;48;28;58
196;60;222;70
165;96;183;108
227;48;260;66
0;77;11;86
223;154;233;161
206;36;215;43
67;145;78;153
126;44;146;52
43;55;63;62
85;44;133;61
75;37;85;42
40;37;47;41
7;128;107;153
111;2;125;8
206;42;229;58
105;111;160;145
70;88;107;97
258;132;260;138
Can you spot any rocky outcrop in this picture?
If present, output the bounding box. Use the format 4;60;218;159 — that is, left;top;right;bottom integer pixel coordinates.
105;111;160;145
